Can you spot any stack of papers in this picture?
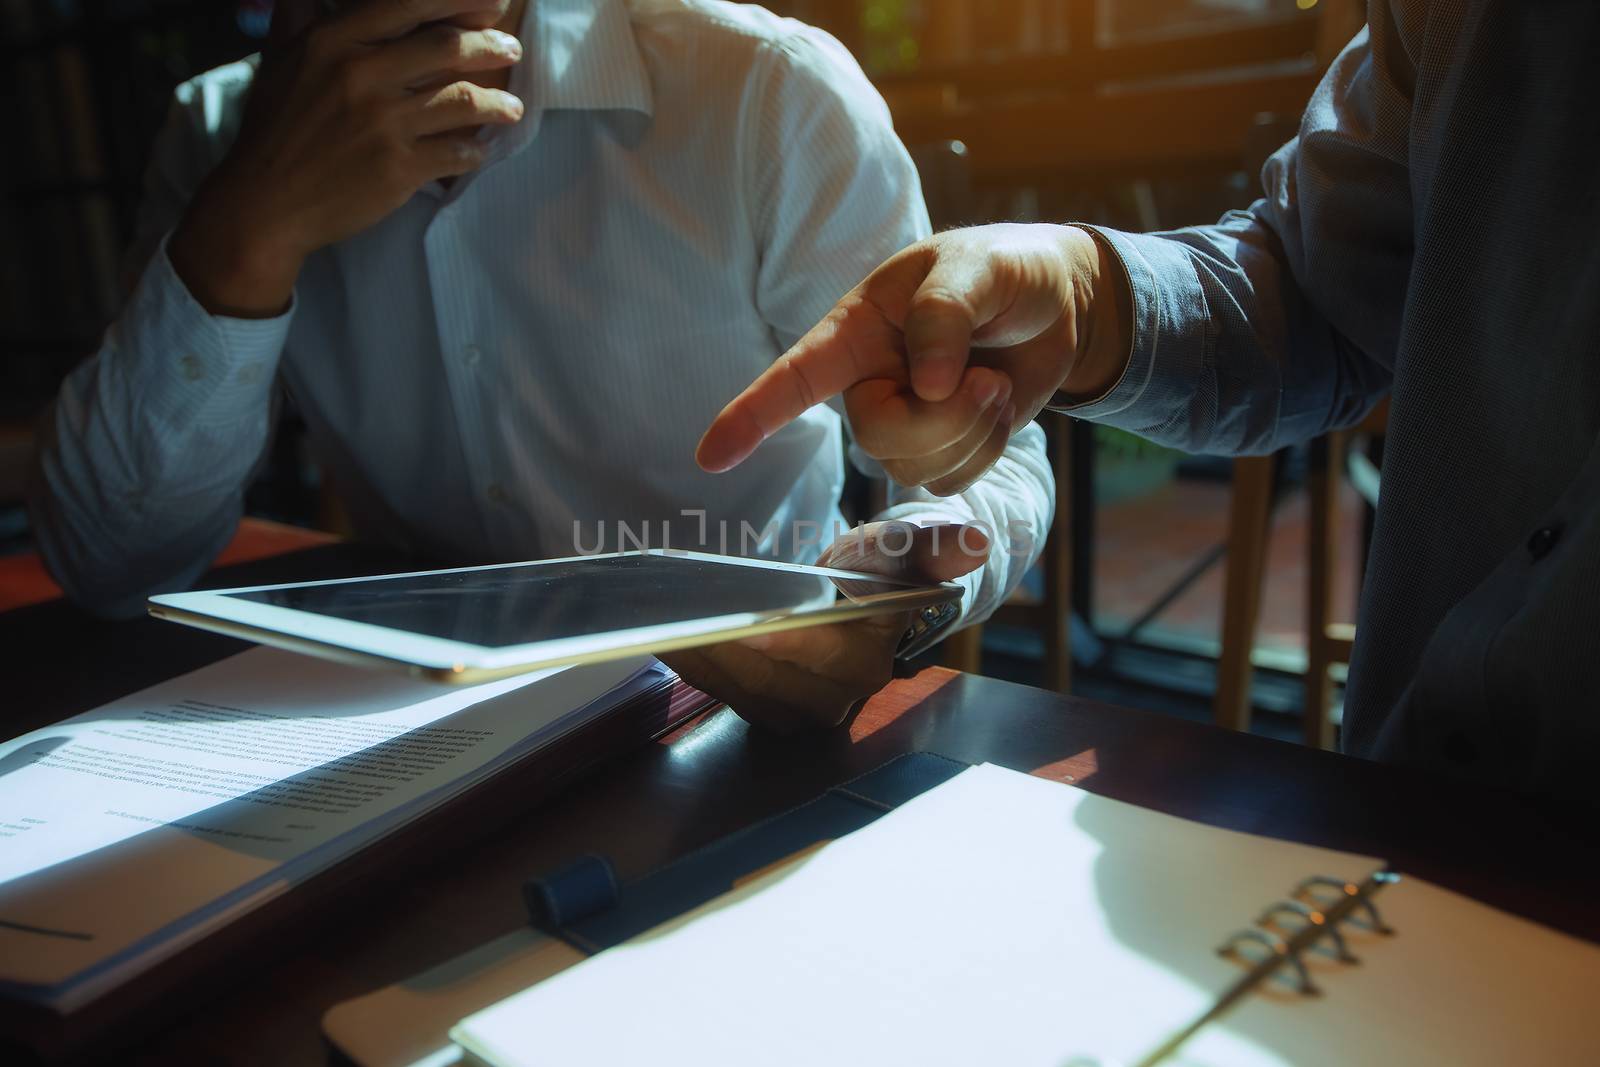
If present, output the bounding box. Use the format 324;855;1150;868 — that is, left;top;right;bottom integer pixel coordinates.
0;647;667;1013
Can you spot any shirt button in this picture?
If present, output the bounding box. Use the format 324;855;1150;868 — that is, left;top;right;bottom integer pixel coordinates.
1527;523;1563;561
486;483;509;505
463;344;482;366
179;354;204;381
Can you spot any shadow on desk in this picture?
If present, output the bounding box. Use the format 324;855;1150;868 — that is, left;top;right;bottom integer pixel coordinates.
587;670;1600;953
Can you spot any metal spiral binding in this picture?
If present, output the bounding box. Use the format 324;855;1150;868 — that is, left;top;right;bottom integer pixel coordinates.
1130;868;1401;1067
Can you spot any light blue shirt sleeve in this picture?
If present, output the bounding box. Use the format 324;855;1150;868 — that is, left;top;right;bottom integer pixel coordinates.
29;78;293;616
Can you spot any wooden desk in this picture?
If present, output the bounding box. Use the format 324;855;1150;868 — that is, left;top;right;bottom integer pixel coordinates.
4;546;1597;1065
0;518;339;613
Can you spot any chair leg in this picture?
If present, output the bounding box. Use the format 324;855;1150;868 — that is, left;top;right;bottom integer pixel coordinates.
1304;432;1347;750
1039;420;1073;692
1214;454;1275;732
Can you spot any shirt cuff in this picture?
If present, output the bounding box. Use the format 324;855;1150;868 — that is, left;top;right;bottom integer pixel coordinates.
1048;225;1203;431
124;232;295;428
869;503;990;625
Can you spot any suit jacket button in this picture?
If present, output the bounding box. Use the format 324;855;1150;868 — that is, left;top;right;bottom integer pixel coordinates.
1527;524;1562;561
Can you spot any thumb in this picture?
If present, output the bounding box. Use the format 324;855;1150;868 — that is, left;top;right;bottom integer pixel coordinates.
905;523;991;583
818;520;989;583
902;248;1008;404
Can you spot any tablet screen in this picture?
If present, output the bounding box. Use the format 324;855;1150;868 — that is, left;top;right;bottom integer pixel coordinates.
225;554;913;649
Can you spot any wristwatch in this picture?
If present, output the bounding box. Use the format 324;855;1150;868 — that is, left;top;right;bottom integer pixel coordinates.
894;600;962;661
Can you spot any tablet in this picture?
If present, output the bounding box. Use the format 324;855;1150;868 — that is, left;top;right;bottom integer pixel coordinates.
147;550;961;684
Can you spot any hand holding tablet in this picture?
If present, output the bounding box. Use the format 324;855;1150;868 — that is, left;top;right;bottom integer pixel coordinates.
659;520;987;732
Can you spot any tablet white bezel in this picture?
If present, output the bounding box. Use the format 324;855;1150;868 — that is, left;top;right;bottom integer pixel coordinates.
147;550;961;683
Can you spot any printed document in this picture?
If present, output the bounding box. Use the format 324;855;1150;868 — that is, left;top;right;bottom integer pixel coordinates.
0;647;661;1009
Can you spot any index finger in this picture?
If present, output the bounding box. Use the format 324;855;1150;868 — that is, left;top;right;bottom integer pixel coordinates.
696;294;907;473
696;241;950;473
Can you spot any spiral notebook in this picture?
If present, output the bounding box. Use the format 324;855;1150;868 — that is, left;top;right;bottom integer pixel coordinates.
449;763;1600;1067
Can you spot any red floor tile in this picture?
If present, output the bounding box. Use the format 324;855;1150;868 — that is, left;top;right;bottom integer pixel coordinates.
1095;478;1364;660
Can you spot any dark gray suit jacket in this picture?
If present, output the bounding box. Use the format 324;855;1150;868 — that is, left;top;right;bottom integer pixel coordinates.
1065;0;1600;799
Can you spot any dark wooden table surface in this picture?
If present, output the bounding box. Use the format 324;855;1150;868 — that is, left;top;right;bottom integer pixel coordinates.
4;546;1597;1065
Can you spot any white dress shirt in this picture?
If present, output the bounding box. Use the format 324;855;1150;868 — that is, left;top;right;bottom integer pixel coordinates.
32;0;1052;625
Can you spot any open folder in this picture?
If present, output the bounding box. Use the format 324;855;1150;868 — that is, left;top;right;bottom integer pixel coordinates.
0;646;680;1020
450;761;1600;1067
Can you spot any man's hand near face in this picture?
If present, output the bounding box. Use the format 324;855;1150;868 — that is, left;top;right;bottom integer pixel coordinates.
168;0;524;318
660;522;988;733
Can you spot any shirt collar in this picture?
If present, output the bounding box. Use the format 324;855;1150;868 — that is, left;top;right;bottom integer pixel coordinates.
434;0;653;195
514;0;654;118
